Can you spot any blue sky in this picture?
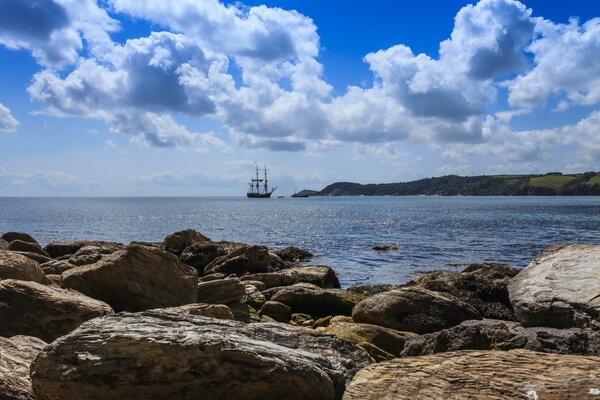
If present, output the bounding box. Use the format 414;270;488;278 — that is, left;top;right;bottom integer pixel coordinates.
1;0;600;195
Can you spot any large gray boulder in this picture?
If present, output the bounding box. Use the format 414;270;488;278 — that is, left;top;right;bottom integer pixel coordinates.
241;265;340;289
352;287;481;334
204;245;271;276
0;335;47;400
508;244;600;329
0;279;113;341
401;319;600;356
343;349;600;400
61;244;198;312
0;250;45;282
270;283;363;318
196;278;245;304
31;312;371;400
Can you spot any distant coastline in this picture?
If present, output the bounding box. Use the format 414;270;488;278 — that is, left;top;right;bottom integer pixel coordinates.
303;172;600;196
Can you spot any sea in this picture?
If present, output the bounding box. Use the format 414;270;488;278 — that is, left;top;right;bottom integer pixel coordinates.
1;196;599;287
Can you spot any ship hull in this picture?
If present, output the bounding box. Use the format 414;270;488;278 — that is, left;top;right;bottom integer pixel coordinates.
247;192;273;198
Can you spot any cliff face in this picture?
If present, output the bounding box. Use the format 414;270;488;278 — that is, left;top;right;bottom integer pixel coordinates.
315;172;600;196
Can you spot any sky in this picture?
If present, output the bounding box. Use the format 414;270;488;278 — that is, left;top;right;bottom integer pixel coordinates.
1;0;600;195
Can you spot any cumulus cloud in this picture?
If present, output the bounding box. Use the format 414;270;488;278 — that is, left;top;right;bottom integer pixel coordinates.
0;103;19;132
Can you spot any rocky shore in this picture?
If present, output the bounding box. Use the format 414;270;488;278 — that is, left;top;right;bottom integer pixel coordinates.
1;230;599;399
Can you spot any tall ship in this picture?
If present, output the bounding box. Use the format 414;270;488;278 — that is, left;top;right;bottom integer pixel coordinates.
247;164;277;198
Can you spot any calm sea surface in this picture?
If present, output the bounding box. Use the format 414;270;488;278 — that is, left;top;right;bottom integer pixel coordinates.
1;196;599;287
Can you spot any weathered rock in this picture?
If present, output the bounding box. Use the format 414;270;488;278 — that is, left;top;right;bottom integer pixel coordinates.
271;283;363;318
197;278;245;305
8;240;47;258
242;265;341;289
0;250;45;282
243;279;267;291
68;242;124;266
31;312;371;400
401;319;600;357
0;335;47;400
406;263;519;320
0;238;8;250
347;284;400;297
343;349;600;400
45;274;62;285
229;301;261;322
62;244;198;312
275;246;313;263
39;259;76;275
1;232;38;244
199;272;228;282
162;229;210;256
149;303;234;320
243;283;266;308
259;300;291;322
12;251;52;265
44;240;121;259
204;245;271;276
326;322;416;361
180;241;226;271
509;244;600;329
0;279;113;341
352;287;481;334
291;313;315;327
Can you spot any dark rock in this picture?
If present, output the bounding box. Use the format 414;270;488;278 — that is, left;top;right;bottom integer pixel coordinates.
180;241;226;270
12;251;52;265
204;245;271;276
0;335;47;400
0;250;45;282
31;312;371;400
39;259;76;275
243;279;267;291
68;243;124;266
197;278;245;305
275;246;313;263
8;240;49;259
347;284;400;297
352;287;481;334
405;263;519;320
0;279;113;342
270;283;363;318
343;350;600;400
401;319;600;357
229;301;261;323
291;313;315;327
371;245;399;251
241;265;340;289
1;232;38;245
61;244;198;312
259;301;292;322
44;240;121;259
161;229;210;256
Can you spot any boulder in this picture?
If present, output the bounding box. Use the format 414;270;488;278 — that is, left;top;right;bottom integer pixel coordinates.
40;259;76;275
347;284;400;297
401;319;600;357
197;278;245;305
31;312;371;400
243;279;267;291
8;240;50;258
0;335;47;400
0;250;45;282
44;240;121;259
243;283;266;308
199;272;228;282
68;243;124;266
229;301;261;323
352;287;481;334
180;241;227;271
161;229;210;256
326;322;416;361
242;265;340;289
0;279;113;341
149;303;234;320
270;283;363;318
0;238;8;250
342;349;600;400
291;313;315;327
259;301;292;322
508;244;600;329
406;263;519;320
1;232;38;244
204;245;271;276
275;246;313;263
61;244;198;312
12;251;51;265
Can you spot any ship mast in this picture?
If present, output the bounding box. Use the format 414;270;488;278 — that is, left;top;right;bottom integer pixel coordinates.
263;165;269;194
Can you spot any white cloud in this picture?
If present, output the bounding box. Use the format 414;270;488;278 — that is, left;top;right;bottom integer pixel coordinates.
0;168;94;192
0;103;19;132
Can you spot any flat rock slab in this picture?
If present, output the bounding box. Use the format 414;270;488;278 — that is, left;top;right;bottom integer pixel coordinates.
0;335;47;400
242;265;340;289
508;244;600;329
31;312;370;400
343;349;600;400
0;279;113;342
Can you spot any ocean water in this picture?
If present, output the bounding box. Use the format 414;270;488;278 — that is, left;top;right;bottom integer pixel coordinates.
1;196;599;287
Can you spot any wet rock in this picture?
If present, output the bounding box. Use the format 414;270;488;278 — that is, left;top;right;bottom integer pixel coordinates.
259;300;291;322
243;283;266;308
180;241;226;271
39;259;76;275
162;229;210;256
0;250;45;282
242;265;340;289
0;335;47;400
149;303;234;320
352;287;481;334
371;245;399;251
0;279;113;341
275;246;313;263
62;244;198;312
68;243;124;266
204;245;271;276
1;232;38;245
270;283;363;318
508;244;600;329
44;240;121;259
401;319;600;357
8;239;49;258
326;321;416;361
342;349;600;400
197;278;245;305
406;263;519;320
31;312;371;400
